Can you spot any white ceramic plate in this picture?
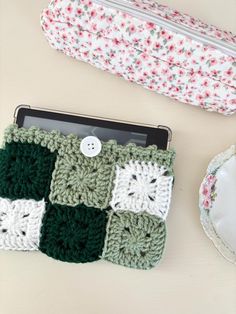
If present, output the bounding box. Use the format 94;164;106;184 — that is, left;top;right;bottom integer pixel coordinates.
199;146;236;264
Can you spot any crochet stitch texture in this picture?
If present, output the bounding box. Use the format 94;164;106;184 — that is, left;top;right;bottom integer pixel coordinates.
0;124;175;269
0;197;46;250
0;142;57;201
39;203;108;263
49;137;116;208
110;160;173;219
102;211;166;269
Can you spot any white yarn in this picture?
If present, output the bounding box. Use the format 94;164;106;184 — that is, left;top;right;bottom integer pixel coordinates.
0;197;46;251
110;160;173;220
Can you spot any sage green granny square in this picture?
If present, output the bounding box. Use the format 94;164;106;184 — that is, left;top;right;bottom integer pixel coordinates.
102;211;166;269
49;137;116;209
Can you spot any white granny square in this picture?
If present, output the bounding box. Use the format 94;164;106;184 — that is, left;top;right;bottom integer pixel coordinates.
110;160;173;220
0;197;46;250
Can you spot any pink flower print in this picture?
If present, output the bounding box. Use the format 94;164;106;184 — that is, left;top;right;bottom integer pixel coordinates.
112;38;120;46
225;68;233;76
160;29;166;37
210;58;217;66
62;33;67;41
213;83;220;89
168;44;175;52
196;94;204;101
203;199;210;209
66;5;73;14
204;91;211;98
202;80;209;87
211;69;218;76
77;8;83;15
120;22;125;28
200;55;205;62
90;10;96;18
107;16;113;23
99;14;105;20
207;175;216;186
138;77;144;84
146;22;155;30
177;48;184;55
43;23;49;31
168;75;174;81
91;23;97;31
173;87;180;92
197;70;203;76
135;59;141;66
166;34;173;41
202;185;210;197
81;0;92;6
178;69;184;76
155;43;161;49
185;50;192;57
129;25;136;33
140;53;148;60
151;69;157;76
144;38;152;46
167;56;174;63
161;68;169;75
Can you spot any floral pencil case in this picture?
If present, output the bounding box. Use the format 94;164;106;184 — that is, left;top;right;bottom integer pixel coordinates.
41;0;236;115
0;124;175;270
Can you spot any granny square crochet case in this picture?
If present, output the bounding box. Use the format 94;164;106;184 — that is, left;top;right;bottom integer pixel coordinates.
0;124;175;270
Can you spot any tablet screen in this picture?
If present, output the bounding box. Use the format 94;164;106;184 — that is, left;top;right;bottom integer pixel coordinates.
23;116;148;146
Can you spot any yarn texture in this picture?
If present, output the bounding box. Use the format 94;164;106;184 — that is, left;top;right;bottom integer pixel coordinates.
0;142;57;201
102;211;166;269
39;203;108;263
0;197;45;250
0;124;175;269
110;160;173;220
49;136;116;209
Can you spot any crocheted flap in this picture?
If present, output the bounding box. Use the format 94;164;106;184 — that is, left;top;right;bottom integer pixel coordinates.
0;124;175;269
199;146;236;264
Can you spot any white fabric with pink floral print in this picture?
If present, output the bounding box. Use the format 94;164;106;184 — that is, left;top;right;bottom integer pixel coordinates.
41;0;236;115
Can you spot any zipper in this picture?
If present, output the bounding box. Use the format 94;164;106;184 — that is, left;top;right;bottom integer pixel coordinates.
93;0;236;57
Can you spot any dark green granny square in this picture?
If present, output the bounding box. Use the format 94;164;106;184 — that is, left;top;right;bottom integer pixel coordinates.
0;142;56;201
39;203;108;263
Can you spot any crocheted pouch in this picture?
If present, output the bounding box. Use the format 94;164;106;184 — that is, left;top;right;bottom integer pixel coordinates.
41;0;236;115
199;146;236;264
0;124;175;269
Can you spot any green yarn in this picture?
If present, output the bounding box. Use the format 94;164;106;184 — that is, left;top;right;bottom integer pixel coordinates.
49;134;175;209
39;203;108;263
49;137;117;209
3;124;63;152
0;142;56;201
3;125;175;209
102;211;166;270
0;125;175;269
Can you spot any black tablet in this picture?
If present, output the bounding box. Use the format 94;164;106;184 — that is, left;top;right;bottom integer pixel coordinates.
14;105;172;149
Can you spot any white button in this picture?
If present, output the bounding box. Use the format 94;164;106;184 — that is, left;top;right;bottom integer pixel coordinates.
80;136;102;157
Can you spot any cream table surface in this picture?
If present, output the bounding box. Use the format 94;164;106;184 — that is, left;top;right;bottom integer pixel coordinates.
0;1;236;314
